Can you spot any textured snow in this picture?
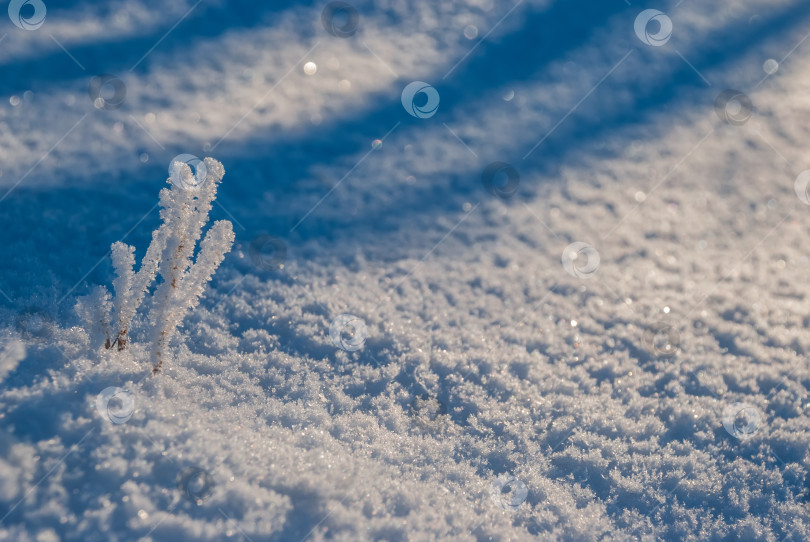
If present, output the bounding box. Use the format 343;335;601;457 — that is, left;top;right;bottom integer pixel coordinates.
2;0;810;540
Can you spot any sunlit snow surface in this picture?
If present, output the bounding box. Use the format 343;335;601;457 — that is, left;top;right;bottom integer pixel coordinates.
2;0;810;540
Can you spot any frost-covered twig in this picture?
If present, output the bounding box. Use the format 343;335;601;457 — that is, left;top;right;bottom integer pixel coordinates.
79;157;234;375
109;221;168;349
148;159;234;374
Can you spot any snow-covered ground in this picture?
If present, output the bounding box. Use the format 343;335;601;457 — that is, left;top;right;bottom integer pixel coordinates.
2;0;810;540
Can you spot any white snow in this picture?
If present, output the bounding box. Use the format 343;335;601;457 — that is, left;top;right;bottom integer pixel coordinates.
2;0;810;540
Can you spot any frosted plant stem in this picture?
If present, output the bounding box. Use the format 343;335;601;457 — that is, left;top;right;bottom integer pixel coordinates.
149;158;233;374
151;187;194;373
115;225;169;348
85;157;232;375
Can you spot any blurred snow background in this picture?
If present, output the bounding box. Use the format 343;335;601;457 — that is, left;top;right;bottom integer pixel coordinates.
2;0;810;539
